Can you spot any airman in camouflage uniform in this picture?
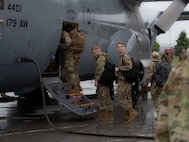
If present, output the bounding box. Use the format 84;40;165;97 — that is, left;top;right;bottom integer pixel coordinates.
143;51;162;118
179;48;187;62
161;50;173;64
115;42;138;122
61;29;84;93
91;45;113;121
155;48;189;142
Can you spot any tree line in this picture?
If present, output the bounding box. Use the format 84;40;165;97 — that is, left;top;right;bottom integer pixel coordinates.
152;30;189;56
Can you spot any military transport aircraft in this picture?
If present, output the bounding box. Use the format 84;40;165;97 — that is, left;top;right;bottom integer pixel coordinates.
0;0;188;104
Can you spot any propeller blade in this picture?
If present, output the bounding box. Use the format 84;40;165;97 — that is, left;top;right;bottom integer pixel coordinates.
155;0;189;33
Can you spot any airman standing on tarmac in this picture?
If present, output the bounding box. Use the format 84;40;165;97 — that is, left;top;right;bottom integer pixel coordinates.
143;51;161;120
91;45;113;121
115;42;138;122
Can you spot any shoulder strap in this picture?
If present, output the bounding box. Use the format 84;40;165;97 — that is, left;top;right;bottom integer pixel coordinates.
122;53;133;65
122;53;126;65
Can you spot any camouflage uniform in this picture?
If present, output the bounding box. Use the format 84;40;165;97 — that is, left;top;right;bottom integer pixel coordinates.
61;31;80;92
116;51;138;123
94;52;113;112
161;53;173;64
116;52;133;111
155;60;189;142
145;61;162;115
179;52;187;62
63;51;80;87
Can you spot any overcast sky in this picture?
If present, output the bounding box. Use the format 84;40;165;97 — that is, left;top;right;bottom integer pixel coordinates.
141;2;189;51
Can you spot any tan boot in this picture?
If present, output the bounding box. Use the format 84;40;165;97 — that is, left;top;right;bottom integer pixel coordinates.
122;111;129;121
67;85;80;94
95;111;106;121
100;111;114;121
127;108;138;123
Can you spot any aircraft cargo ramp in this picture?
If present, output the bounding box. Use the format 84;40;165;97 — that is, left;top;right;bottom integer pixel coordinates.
42;77;97;115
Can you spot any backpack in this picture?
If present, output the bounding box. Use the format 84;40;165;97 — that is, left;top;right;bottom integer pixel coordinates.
99;60;116;86
155;61;172;87
121;55;140;83
69;30;85;53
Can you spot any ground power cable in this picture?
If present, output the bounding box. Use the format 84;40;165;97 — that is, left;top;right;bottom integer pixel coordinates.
18;57;155;140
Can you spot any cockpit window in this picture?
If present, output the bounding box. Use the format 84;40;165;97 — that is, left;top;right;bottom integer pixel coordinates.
0;0;4;10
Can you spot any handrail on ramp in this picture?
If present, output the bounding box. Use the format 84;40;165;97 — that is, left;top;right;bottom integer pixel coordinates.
42;77;97;116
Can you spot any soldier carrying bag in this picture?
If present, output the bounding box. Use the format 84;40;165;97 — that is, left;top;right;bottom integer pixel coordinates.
99;60;116;86
120;54;140;107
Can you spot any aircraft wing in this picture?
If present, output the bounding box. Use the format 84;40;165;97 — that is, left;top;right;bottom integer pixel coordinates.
158;11;189;20
153;0;189;33
179;11;189;20
141;0;189;21
141;0;173;1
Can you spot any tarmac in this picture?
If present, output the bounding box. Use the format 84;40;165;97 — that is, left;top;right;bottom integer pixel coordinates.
0;80;156;142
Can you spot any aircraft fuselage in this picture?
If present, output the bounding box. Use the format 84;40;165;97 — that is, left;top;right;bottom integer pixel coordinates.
0;0;150;94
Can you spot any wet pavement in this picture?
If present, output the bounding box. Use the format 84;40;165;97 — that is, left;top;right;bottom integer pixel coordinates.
0;81;156;142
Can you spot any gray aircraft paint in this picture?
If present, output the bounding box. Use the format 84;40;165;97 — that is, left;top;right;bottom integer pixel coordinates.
0;0;188;94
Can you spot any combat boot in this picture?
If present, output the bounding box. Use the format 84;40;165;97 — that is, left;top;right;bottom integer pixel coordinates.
96;111;113;121
66;85;80;94
122;110;129;121
95;111;106;121
127;108;138;123
105;111;114;121
100;111;114;121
